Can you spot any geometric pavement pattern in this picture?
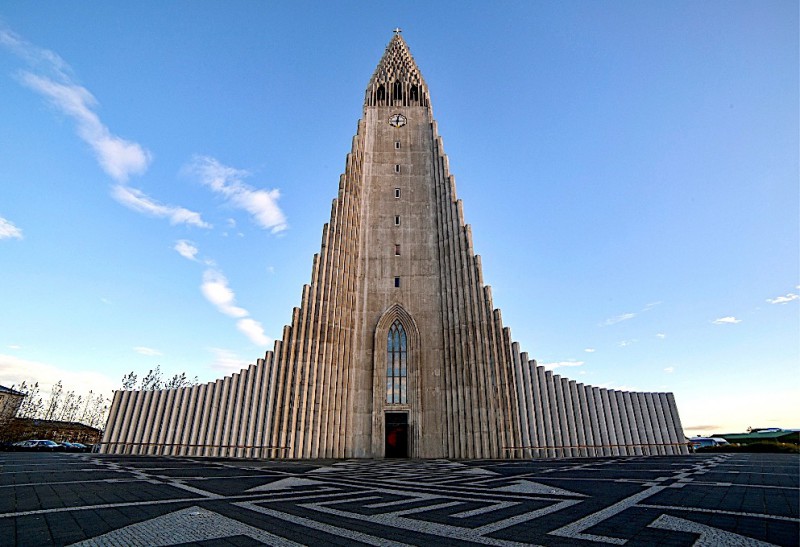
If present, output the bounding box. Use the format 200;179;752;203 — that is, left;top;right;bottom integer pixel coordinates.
0;452;797;546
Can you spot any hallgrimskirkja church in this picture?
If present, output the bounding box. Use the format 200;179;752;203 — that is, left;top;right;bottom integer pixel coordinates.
101;33;688;459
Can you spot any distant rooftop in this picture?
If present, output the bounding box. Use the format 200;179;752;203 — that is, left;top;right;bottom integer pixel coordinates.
0;385;26;397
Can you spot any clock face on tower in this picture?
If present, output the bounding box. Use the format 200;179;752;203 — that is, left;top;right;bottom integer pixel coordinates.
388;114;407;127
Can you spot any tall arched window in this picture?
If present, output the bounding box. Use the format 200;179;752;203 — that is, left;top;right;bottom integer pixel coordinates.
386;320;407;404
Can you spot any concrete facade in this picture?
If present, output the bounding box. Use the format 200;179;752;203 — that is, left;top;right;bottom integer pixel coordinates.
101;34;688;459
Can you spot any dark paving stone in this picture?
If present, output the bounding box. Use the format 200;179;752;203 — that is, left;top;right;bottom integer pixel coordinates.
0;452;797;546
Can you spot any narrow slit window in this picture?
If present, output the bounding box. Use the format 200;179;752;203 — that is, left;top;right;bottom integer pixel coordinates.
394;188;401;198
395;141;401;149
395;164;400;173
394;215;400;226
395;244;400;256
394;277;401;288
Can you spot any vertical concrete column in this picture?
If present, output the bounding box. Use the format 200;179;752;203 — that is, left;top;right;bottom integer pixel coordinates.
240;365;257;457
530;362;546;458
268;333;290;453
657;393;679;455
466;252;493;458
143;390;163;455
276;314;299;455
168;388;190;456
520;353;537;458
148;390;168;455
123;391;144;455
592;387;611;456
575;384;593;457
537;367;555;457
560;377;578;457
432;145;457;459
222;373;242;457
132;390;155;455
260;351;278;458
648;393;668;455
245;362;264;457
267;342;285;457
101;391;125;453
635;392;656;455
286;288;311;457
569;381;587;457
607;389;628;456
209;377;230;457
583;385;600;457
545;371;563;457
512;344;530;458
156;389;177;455
600;388;620;456
622;392;642;455
201;380;222;456
180;385;200;456
612;391;633;455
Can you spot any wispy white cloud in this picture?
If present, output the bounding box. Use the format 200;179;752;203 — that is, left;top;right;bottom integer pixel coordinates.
0;27;71;80
1;26;151;182
133;346;164;357
0;216;23;239
583;348;595;353
664;366;675;373
0;353;117;399
600;301;662;327
2;26;214;232
201;270;248;318
7;345;22;350
766;293;798;305
618;339;637;347
112;185;210;228
188;155;287;233
208;348;250;373
541;360;584;371
713;316;741;325
19;71;151;183
133;346;162;357
174;240;199;261
197;268;271;346
236;318;272;346
656;333;666;339
601;312;636;326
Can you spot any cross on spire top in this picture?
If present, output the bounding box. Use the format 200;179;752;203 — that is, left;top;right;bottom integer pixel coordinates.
393;27;402;35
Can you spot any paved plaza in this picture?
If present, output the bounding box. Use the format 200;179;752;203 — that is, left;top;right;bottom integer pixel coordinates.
0;452;797;546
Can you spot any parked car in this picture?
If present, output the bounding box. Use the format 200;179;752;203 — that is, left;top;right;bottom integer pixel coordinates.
689;437;729;451
60;441;89;452
16;439;64;452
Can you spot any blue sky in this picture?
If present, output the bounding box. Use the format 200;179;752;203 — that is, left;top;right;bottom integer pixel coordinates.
0;2;797;437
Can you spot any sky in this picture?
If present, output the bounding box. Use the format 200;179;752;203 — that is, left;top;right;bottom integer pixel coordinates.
0;2;797;438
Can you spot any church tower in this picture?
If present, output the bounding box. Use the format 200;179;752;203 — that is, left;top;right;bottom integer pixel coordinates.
101;33;688;459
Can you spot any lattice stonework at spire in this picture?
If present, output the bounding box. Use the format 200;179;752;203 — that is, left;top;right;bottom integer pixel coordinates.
101;35;688;459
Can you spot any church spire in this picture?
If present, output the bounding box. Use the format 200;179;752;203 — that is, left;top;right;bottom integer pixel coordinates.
365;32;429;107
